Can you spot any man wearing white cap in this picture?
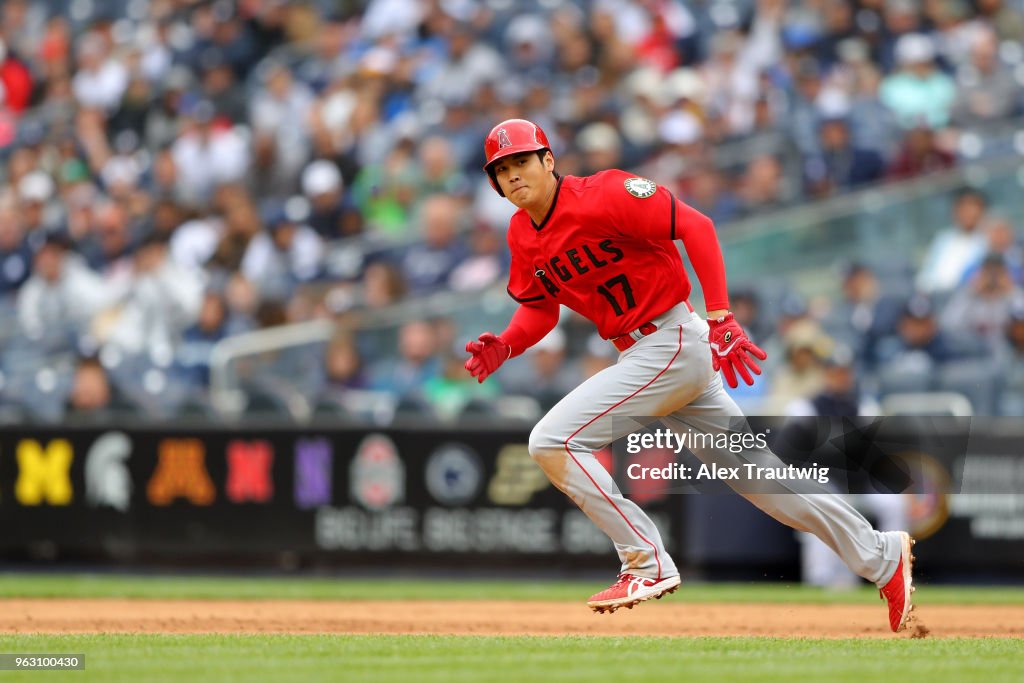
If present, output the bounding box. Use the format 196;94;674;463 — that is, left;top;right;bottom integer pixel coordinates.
879;33;956;129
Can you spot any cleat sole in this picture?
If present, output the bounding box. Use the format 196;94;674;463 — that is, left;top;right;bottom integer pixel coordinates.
587;576;681;614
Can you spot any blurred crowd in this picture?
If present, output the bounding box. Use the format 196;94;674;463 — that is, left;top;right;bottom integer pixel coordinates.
1;0;1023;422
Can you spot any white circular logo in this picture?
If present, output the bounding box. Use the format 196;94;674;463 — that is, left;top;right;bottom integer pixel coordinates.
624;177;657;198
350;434;405;510
425;444;482;506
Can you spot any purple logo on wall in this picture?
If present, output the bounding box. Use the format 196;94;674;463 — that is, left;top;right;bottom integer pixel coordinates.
295;438;333;509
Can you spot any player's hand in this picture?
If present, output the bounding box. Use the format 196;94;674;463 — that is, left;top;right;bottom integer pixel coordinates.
707;313;768;388
464;332;512;383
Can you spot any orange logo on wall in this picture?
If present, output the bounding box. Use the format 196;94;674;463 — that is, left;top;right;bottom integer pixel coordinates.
225;440;273;503
147;439;215;506
15;439;74;506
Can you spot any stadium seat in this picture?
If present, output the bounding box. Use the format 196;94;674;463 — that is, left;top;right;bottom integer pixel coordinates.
880;391;974;416
936;358;1002;415
877;359;934;397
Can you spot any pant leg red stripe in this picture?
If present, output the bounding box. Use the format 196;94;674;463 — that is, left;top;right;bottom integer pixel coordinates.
563;325;683;581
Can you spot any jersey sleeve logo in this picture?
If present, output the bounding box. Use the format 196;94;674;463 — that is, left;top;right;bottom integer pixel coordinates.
624;177;657;198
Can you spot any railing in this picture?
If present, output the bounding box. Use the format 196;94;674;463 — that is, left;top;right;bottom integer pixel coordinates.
209;319;335;419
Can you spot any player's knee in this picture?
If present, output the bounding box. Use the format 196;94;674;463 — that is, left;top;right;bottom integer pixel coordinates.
528;426;572;487
528;425;563;462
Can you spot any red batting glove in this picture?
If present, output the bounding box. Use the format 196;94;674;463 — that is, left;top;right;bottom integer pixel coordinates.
707;313;768;388
464;332;512;383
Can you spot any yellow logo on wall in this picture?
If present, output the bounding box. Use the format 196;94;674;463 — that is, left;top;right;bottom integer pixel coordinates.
487;445;550;505
16;439;74;506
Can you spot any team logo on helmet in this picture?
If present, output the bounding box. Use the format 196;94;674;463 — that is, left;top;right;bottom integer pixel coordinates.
624;177;657;198
497;128;512;149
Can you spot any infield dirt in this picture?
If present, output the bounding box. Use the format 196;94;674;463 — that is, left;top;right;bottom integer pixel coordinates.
2;599;1022;638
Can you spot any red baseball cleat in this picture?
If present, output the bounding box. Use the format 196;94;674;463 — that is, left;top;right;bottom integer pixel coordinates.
880;531;916;632
587;574;681;613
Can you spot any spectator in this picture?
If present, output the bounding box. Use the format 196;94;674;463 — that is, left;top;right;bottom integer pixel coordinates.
361;261;407;309
879;33;956;130
824;263;903;368
788;343;871;417
414;136;470;200
302;160;358;239
207;188;262;275
0;197;31;296
845;61;901;163
916;188;991;293
448;225;506;293
876;294;958;366
958;218;1024;286
197;50;248;125
885;124;956;180
81;200;136;283
222;271;260;335
0;37;33;113
70;33;127;113
803;114;885;198
730;288;772;347
108;76;154;145
250;61;314;197
18;170;62;237
423;352;500;420
103;233;204;357
784;57;835;158
369;319;441;398
950;26;1020;128
737;154;790;215
683;164;741;226
320;333;369;396
419;21;504;106
996;303;1024;414
976;0;1024;43
501;327;581;411
179;290;230;386
398;195;468;296
170;100;249;206
351;137;419;238
940;253;1024;351
241;200;324;300
764;319;832;413
16;232;111;350
65;356;121;420
576;123;623;176
728;92;801;178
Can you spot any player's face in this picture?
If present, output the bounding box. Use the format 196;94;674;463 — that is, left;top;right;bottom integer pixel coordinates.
492;151;556;209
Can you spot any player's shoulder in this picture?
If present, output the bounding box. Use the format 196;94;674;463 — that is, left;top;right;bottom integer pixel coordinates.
505;207;533;241
581;169;660;200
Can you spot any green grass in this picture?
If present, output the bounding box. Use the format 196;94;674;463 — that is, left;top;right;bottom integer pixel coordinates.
0;634;1020;683
1;572;1024;605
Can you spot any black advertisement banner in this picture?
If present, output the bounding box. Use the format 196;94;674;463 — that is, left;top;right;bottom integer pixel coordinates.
0;421;1022;576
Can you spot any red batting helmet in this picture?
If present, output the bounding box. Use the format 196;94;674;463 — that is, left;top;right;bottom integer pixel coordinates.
483;118;551;196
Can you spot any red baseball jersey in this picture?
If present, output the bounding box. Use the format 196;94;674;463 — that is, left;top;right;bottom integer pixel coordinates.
505;170;730;339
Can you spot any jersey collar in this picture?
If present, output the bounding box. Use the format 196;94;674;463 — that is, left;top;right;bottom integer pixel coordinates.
531;176;563;231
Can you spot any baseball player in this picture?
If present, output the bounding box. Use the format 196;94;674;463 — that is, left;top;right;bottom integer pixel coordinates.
464;119;916;632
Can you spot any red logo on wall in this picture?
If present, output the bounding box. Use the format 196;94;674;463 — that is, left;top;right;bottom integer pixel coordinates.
226;440;274;503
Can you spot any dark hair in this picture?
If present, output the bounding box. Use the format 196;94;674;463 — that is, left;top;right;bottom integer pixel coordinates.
954;187;987;206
